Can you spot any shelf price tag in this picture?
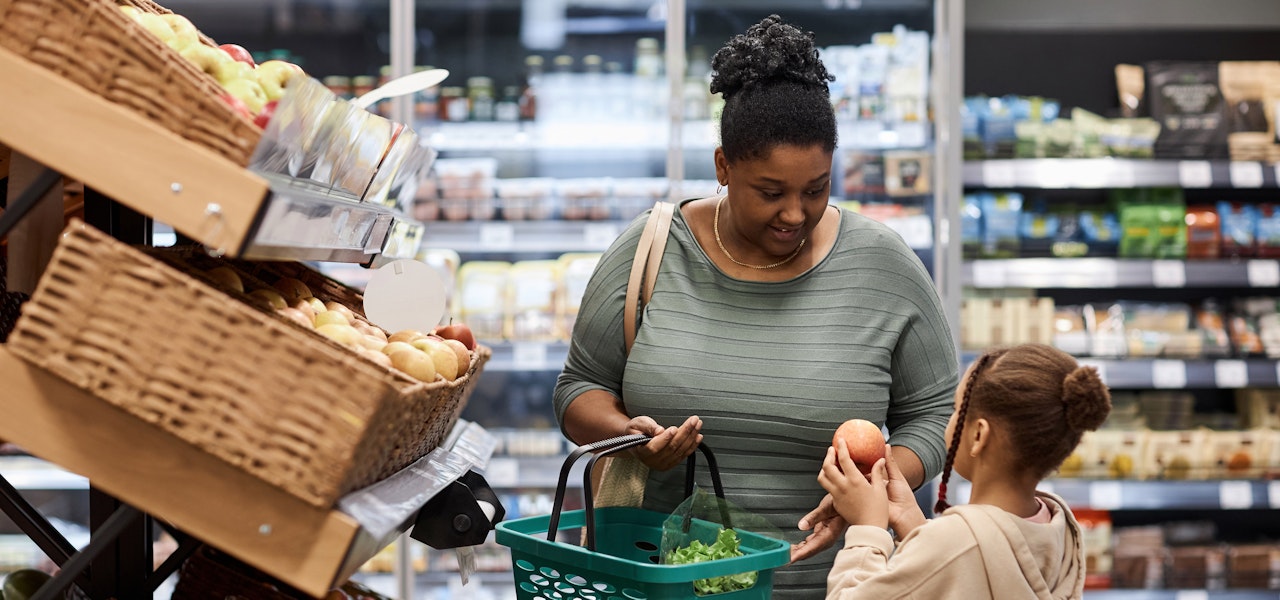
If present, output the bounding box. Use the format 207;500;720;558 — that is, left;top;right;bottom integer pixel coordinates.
1269;481;1280;509
479;224;515;249
1214;359;1249;388
1248;260;1280;287
1088;481;1123;510
1229;161;1265;188
1219;480;1253;509
1150;260;1186;288
1178;160;1213;188
1151;360;1187;389
583;223;620;249
981;161;1017;189
512;343;549;370
970;261;1006;288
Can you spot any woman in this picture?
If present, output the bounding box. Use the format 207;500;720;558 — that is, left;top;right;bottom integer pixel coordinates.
553;15;957;597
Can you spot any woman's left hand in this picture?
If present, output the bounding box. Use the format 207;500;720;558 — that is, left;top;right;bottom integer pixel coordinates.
791;494;847;563
818;439;890;529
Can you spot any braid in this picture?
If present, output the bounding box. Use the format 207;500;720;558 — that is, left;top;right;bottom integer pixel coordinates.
935;354;991;514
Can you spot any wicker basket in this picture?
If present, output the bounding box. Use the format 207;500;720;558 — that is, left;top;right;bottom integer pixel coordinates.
0;0;260;165
7;221;489;508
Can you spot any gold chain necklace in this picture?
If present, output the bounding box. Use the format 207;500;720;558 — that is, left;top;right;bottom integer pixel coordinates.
713;195;806;270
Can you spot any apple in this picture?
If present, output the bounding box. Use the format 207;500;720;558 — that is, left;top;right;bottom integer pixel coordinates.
272;278;312;302
253;99;278;129
302;296;326;314
433;321;476;351
833;419;886;476
316;323;362;347
324;301;356;325
289;298;316;322
441;338;471;376
314;310;349;329
358;335;388;352
381;341;419;356
159;14;201;52
219;43;255;67
412;337;458;381
119;6;142;20
179;43;227;80
204;266;243;293
388;330;427;345
135;13;177;47
355;347;392;368
277;307;313;329
389;349;436;382
247;288;287;311
221;77;267;114
256;60;302;102
219;93;252;121
353;320;385;340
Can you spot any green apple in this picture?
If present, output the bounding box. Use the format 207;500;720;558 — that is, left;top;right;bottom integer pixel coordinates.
256;60;302;102
389;349;436;382
316;323;362;347
213;59;253;86
411;337;458;381
313;310;349;329
179;43;226;79
135;13;176;47
159;13;200;52
119;5;142;21
221;77;267;114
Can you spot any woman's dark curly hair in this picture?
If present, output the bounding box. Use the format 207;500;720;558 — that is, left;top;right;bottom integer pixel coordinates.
710;14;837;163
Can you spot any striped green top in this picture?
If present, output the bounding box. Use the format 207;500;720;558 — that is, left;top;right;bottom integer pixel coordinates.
554;199;958;598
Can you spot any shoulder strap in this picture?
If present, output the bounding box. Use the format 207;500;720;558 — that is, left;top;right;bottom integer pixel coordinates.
624;201;675;355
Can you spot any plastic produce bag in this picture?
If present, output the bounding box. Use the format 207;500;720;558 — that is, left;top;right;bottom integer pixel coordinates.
660;487;784;596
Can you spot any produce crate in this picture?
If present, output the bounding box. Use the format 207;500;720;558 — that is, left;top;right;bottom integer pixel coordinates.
0;0;259;165
6;221;488;508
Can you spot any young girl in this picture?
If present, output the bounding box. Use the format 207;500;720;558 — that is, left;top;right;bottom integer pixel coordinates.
817;343;1110;599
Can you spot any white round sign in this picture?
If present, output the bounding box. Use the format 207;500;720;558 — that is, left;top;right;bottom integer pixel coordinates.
362;259;447;334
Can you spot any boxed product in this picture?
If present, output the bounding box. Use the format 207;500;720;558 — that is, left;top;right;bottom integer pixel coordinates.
1074;509;1114;590
1145;61;1230;159
1078;209;1121;257
1218;201;1259;258
1116;188;1186;259
1201;429;1270;479
1123;302;1200;358
1226;544;1280;589
1220;61;1280;162
1195;300;1233;358
434;157;498;221
456;261;511;341
980;192;1022;258
1112;526;1164;589
1018;198;1061;258
1141;429;1208;480
494;178;554;221
842;150;887;197
1166;546;1228;590
1185;205;1222;260
505;260;560;341
1257;204;1280;258
883;151;931;196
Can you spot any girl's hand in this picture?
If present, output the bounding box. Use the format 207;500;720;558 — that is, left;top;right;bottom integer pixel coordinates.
884;444;927;538
818;439;889;529
625;415;702;471
791;494;847;563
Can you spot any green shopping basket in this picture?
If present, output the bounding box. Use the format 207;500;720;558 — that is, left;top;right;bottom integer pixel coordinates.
495;434;791;599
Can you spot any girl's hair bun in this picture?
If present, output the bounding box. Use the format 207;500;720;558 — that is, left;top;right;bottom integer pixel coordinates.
1062;365;1111;433
710;14;833;100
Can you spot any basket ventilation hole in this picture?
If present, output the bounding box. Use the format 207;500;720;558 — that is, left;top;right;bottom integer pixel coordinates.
520;583;540;593
530;575;549;586
553;582;576;593
634;541;657;551
516;560;537;572
566;575;588;587
540;567;561;579
648;555;659;564
541;591;562;599
622;589;648;600
593;582;616;593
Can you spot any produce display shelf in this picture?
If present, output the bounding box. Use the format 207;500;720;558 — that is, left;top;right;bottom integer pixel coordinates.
951;479;1280;511
0;47;420;264
1083;591;1280;599
965;258;1280;289
0;346;493;597
422;220;632;254
960;355;1280;389
964;159;1280;190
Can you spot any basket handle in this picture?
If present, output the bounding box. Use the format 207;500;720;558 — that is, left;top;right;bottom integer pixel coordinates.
546;434;731;551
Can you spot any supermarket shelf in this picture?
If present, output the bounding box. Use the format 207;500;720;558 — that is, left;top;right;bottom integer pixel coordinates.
485;455;583;490
0;47;421;264
951;479;1280;511
423;220;627;254
1084;591;1280;599
0;347;492;597
960;355;1280;389
963;159;1280;189
0;456;87;491
964;258;1280;289
481;341;570;372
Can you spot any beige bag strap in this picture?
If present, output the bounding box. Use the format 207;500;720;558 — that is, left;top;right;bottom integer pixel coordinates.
623;201;675;355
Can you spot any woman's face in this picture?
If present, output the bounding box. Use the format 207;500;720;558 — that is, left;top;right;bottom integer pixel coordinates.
715;144;832;259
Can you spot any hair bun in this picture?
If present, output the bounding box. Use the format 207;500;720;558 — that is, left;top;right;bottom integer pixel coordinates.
710;14;833;100
1063;366;1111;432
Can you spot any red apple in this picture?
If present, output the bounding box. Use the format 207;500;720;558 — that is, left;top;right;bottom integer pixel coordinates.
433;322;476;351
218;93;252;121
833;419;886;476
219;43;255;67
254;99;279;129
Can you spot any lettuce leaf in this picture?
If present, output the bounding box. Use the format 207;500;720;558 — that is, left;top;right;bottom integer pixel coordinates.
665;528;758;595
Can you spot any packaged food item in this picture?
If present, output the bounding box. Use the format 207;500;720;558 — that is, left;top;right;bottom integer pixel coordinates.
412;171;439;222
1116;64;1146;118
1221;62;1280;162
1166;546;1228;590
1218;201;1259;258
842;150;887;198
1112;526;1164;589
557;178;613;221
960;297;993;351
1078;209;1121;257
1235;388;1280;430
556;253;601;340
1085;303;1128;358
612;178;668;221
1125;302;1197;358
1230;314;1265;356
961;194;983;259
1202;429;1268;479
434;158;498;221
1139;392;1195;431
1073;509;1114;590
1142;429;1207;480
1196;300;1232;357
1145;61;1230;159
1052;305;1089;356
1118;188;1186;259
1256;204;1280;258
883;151;930;196
980;192;1022;258
456;261;511;341
1226;544;1280;589
1086;429;1147;479
495;178;554;221
505;261;560;341
1185;205;1222;259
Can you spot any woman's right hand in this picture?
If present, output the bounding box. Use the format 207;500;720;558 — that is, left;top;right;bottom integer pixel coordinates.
625;415;702;471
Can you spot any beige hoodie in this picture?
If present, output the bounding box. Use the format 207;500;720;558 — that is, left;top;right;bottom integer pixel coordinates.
826;491;1085;600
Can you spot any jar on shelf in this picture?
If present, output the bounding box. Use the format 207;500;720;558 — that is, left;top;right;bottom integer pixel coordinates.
467;76;495;122
415;65;439;122
496;86;521;122
441;86;469;122
519;55;543;122
634;38;662;77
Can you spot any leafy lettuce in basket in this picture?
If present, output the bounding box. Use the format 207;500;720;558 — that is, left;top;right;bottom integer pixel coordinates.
665;528;758;595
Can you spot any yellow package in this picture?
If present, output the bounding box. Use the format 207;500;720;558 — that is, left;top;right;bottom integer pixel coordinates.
456;261;511;342
1142;429;1208;480
557;253;601;340
1202;429;1269;479
505;260;560;341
